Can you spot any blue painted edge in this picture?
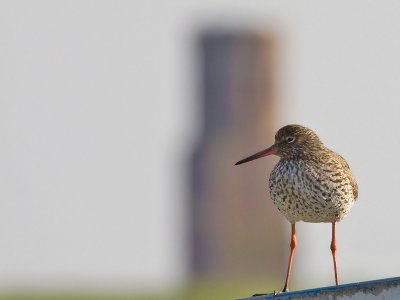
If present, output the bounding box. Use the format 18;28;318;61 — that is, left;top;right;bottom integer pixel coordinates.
238;276;400;299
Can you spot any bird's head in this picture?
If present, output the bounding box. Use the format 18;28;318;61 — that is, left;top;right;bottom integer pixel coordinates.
235;124;324;165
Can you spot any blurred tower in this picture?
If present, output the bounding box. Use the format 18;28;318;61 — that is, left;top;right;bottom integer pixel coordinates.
190;30;286;280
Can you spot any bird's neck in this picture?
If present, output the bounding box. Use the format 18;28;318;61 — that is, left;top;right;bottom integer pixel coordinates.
280;146;329;161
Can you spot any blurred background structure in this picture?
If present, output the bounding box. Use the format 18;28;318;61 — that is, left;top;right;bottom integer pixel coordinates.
1;1;400;299
190;31;284;279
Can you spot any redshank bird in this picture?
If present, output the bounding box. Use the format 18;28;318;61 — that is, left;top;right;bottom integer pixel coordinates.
235;124;358;292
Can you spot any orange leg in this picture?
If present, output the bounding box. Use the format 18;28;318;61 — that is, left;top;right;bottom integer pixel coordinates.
282;223;296;292
331;222;339;285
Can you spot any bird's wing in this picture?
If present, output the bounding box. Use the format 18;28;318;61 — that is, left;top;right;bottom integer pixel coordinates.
333;153;358;200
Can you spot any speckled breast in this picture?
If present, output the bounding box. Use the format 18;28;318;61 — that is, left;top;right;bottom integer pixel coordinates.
268;159;356;223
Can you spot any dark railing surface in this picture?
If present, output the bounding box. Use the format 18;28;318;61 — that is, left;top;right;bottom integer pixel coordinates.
238;276;400;299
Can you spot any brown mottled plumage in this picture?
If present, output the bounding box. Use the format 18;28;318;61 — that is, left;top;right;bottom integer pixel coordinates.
235;124;358;292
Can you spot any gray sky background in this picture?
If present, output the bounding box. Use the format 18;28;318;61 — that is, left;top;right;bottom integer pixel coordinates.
1;0;400;292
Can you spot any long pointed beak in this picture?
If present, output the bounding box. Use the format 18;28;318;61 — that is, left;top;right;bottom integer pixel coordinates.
235;145;276;165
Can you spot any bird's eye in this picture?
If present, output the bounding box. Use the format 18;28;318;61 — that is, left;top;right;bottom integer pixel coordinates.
286;136;295;143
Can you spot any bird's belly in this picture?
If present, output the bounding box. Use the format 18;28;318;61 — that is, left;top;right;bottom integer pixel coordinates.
269;163;356;223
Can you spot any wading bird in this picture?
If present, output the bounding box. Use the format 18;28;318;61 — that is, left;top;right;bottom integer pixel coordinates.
235;124;358;292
